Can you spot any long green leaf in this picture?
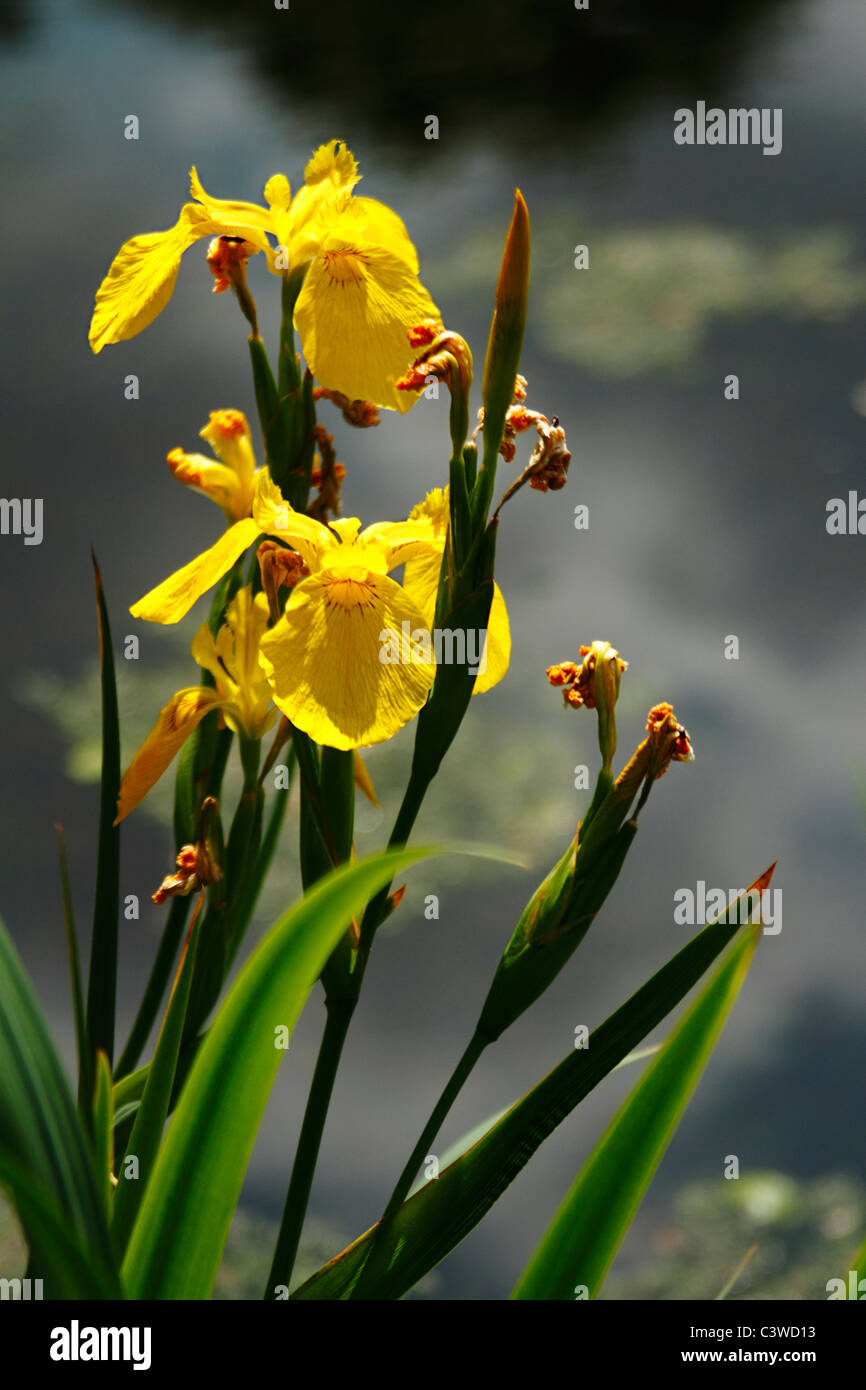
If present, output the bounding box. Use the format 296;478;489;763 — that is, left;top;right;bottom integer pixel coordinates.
293;866;774;1300
0;916;117;1294
85;552;120;1068
122;845;444;1299
512;925;761;1299
91;1050;114;1219
0;1150;121;1299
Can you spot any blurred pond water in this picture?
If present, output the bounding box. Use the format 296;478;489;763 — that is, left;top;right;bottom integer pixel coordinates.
1;0;864;1297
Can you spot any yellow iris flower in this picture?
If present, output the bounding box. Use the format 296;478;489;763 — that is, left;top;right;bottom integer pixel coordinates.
130;475;512;753
116;587;276;822
89;140;439;412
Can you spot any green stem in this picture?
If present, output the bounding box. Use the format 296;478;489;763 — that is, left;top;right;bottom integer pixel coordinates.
264;998;356;1297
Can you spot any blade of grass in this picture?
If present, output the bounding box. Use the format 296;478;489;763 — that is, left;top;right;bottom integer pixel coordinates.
85;552;120;1070
716;1243;758;1301
91;1050;114;1220
0;1150;122;1299
0;915;117;1292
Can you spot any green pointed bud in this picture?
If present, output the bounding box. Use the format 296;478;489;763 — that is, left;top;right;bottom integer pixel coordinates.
472;191;530;524
476;815;637;1044
482;190;530;462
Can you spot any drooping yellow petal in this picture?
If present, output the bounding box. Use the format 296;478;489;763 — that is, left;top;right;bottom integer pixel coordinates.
259;569;435;750
89;202;214;353
130;516;261;624
294;236;440;411
115;687;223;822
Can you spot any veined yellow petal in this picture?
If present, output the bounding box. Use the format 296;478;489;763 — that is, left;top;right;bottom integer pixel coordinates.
115;686;223;822
473;581;511;695
259;570;435;750
318;196;420;272
294;237;440;412
89;202;213;353
130;516;261;624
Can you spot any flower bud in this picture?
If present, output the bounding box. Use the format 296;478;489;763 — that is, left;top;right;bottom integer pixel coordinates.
548;641;627;773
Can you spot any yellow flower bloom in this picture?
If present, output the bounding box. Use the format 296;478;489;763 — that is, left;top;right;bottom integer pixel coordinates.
89;141;439;411
402;488;511;695
168;409;257;522
259;512;442;751
116;587;276;822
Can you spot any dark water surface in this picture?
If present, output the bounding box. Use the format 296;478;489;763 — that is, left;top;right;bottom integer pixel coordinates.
1;0;864;1297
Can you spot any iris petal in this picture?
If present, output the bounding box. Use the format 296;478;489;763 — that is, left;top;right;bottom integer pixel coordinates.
130;517;261;624
115;686;222;822
259;569;435;749
294;237;440;412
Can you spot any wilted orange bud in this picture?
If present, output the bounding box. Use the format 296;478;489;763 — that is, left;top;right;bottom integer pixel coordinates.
550;642;627;713
396;323;473;398
645;702;695;777
312;387;380;428
549;641;627;772
407;319;444;349
206;235;257;293
257;540;309;621
152;832;221;905
546;661;579;688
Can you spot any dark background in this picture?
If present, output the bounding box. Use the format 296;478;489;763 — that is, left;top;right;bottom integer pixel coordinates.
1;0;864;1297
